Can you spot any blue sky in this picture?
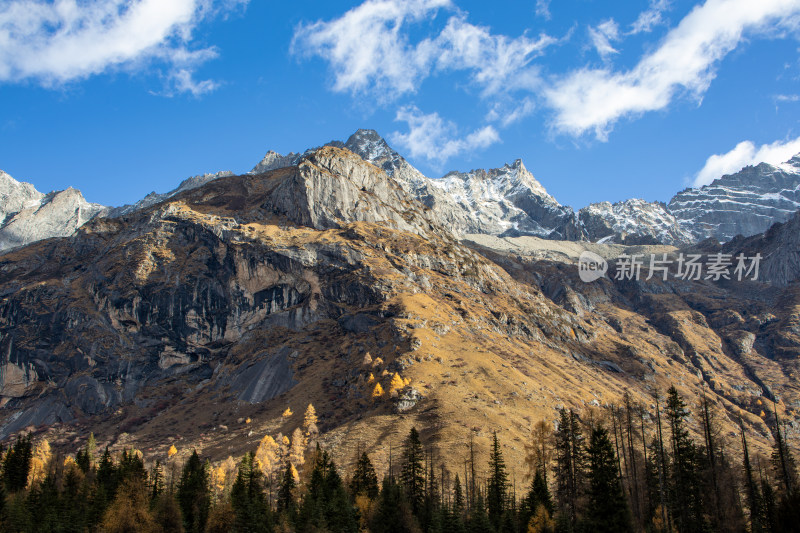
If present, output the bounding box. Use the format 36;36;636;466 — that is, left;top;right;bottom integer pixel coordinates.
1;0;799;210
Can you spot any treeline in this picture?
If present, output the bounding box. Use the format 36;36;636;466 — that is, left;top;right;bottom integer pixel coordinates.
0;386;798;532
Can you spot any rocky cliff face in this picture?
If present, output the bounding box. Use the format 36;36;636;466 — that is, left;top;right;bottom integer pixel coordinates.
579;198;695;245
0;171;106;252
0;146;796;468
669;156;800;242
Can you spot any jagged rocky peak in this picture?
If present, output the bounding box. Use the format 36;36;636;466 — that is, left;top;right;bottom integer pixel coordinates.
109;169;234;217
433;159;582;240
344;128;395;161
668;152;800;243
0;170;45;225
579;198;695;245
249;150;305;174
0;172;106;252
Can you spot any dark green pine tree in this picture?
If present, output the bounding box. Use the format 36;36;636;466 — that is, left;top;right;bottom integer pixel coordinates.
151;460;165;501
486;432;508;531
665;386;704;533
770;405;800;531
444;474;467;533
371;475;421;533
739;419;763;533
466;493;493;533
3;433;33;492
118;448;147;484
522;467;554;530
298;448;358;533
553;408;583;532
230;451;272;533
349;451;379;500
401;427;426;516
585;424;632;533
177;449;211;533
277;460;297;518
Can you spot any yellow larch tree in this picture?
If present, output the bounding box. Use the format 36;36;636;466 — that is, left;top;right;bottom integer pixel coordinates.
168;444;178;458
372;383;384;399
255;435;280;479
388;373;405;397
289;427;307;468
303;404;318;436
29;439;52;486
282;407;293;418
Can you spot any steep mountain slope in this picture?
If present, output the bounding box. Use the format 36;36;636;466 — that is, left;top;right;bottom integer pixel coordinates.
669;155;800;243
579;198;695;245
0;170;106;252
0;145;795;474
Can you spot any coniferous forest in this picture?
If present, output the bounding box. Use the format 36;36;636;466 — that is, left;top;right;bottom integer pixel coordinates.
0;386;798;532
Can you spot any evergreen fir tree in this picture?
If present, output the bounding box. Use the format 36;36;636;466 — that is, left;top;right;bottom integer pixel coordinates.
486;432;508;531
277;460;297;517
466;493;493;533
3;434;33;492
553;409;583;531
401;427;426;516
177;449;211;533
371;476;421;533
298;449;358;533
349;451;379;500
665;386;704;533
230;452;272;533
585;424;632;533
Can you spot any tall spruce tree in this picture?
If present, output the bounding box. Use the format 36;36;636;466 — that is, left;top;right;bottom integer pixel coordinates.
401;427;426;516
585;424;632;533
665;386;704;532
486;432;508;531
350;451;379;500
553;409;583;531
177;449;211;533
230;452;272;533
3;434;32;492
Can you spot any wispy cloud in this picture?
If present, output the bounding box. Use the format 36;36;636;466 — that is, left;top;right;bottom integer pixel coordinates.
291;0;553;100
629;0;671;34
390;106;499;164
535;0;551;20
693;136;800;187
588;19;620;60
0;0;247;95
545;0;800;140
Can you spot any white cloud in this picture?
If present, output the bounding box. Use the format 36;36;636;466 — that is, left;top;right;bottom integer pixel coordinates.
535;0;551;20
486;97;536;127
430;16;553;96
774;93;800;102
291;0;553;100
0;0;245;94
291;0;450;98
629;0;670;34
693;137;800;186
390;106;499;163
588;19;620;60
546;0;800;139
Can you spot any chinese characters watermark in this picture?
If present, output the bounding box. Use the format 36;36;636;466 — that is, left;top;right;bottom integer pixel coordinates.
578;252;762;283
